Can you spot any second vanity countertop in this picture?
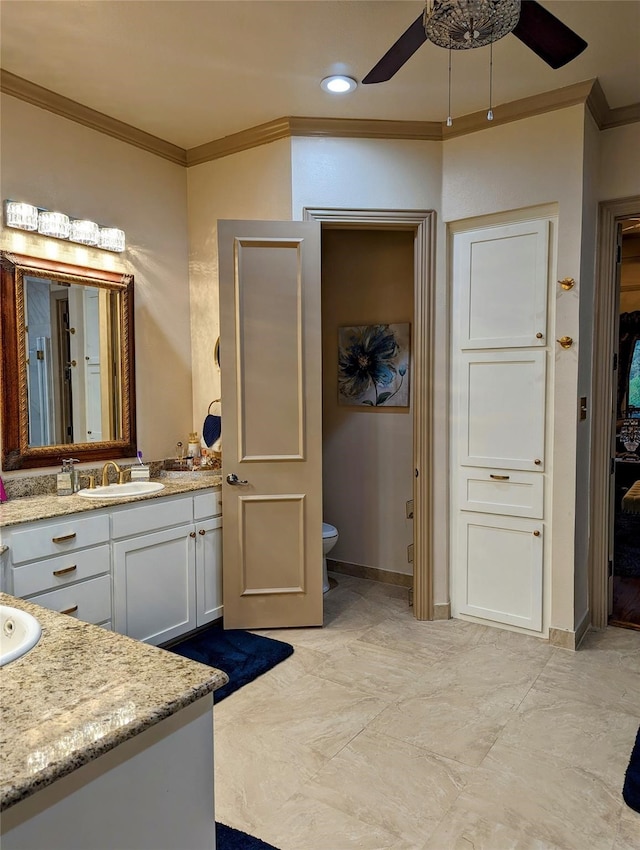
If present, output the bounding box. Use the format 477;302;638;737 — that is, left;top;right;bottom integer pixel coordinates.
0;473;222;529
0;592;228;811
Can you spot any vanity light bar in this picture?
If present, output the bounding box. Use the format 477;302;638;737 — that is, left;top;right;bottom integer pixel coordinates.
4;200;125;253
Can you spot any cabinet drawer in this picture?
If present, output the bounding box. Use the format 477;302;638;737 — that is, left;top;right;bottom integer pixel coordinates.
12;544;111;597
459;468;543;519
9;514;110;565
29;574;112;625
111;496;193;539
194;490;222;520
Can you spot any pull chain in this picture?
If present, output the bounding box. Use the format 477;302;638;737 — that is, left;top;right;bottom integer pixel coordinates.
446;48;453;127
487;41;494;121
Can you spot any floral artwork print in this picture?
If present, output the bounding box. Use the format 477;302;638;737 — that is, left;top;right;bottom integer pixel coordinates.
338;324;410;407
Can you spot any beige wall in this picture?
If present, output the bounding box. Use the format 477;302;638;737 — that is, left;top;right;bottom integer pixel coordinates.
598;123;640;201
443;106;586;633
0;94;192;469
321;229;414;575
186;140;292;436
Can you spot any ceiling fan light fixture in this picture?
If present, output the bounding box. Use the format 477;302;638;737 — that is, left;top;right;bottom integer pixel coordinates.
320;75;357;94
424;0;521;50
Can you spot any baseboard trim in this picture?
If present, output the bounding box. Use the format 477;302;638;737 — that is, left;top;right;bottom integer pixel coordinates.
549;611;590;651
433;602;451;620
327;559;412;588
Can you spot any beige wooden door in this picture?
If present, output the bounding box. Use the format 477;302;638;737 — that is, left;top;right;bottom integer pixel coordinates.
218;220;323;629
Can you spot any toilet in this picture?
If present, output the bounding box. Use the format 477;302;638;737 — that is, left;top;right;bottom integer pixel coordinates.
322;522;339;593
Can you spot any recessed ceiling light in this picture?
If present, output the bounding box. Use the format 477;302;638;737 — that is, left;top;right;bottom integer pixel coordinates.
320;75;357;94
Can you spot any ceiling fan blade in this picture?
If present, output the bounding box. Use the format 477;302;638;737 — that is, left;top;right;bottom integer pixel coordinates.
513;0;587;69
362;13;427;84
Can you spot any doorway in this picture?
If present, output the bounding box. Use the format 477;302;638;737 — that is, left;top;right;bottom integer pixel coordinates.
590;197;640;630
304;208;436;620
610;221;640;629
320;228;415;593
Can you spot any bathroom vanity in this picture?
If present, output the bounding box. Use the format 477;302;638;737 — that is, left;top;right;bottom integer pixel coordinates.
0;592;227;850
0;476;222;645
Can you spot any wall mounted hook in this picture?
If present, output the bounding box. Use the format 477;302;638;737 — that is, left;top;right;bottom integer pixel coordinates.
557;336;573;349
558;277;575;290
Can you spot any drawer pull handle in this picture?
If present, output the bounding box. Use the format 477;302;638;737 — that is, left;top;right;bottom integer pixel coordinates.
61;605;78;615
533;530;541;537
490;474;510;481
534;459;542;466
52;532;77;544
189;531;196;538
53;565;77;577
199;529;206;535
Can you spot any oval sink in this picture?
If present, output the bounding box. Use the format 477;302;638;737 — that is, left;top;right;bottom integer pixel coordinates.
1;605;42;666
77;481;165;499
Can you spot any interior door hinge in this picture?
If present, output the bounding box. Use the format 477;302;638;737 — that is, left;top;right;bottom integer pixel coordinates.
608;559;614;577
616;243;622;265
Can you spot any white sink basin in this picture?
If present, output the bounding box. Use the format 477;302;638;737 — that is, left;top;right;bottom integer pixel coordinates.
0;605;42;666
77;481;165;499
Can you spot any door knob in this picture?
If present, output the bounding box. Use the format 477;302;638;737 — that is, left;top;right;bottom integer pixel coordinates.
226;473;249;485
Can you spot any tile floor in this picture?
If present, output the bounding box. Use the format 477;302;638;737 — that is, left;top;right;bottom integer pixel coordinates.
214;573;640;850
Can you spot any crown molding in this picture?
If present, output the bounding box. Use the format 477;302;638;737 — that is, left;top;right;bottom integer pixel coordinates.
186;117;292;166
2;69;638;168
443;79;598;139
288;116;442;141
0;70;187;166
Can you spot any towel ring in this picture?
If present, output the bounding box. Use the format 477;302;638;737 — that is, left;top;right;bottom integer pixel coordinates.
208;399;221;414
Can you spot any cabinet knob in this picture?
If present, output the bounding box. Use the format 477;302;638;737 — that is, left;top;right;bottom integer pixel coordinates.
534;459;542;465
199;529;206;535
189;531;196;538
533;530;541;537
536;332;543;339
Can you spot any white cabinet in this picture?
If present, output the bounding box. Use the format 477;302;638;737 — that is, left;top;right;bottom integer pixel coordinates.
457;513;543;631
113;525;197;644
4;487;223;643
5;514;111;627
454;220;549;350
195;516;223;627
451;217;552;635
112;489;223;645
458;350;546;471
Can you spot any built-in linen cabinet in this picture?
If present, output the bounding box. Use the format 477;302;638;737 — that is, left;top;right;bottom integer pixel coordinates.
452;217;551;635
6;514;112;628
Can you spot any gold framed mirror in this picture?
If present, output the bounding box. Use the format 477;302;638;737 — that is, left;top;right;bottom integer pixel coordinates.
0;252;136;469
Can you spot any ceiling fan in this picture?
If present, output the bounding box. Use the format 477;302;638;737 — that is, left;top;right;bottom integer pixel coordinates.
362;0;588;85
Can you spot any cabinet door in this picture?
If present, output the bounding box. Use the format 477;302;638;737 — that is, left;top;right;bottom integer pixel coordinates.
454;220;549;349
113;526;196;645
458;350;546;471
195;517;223;626
457;513;543;631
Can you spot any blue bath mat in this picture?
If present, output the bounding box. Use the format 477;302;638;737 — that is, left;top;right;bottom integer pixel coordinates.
623;726;640;813
216;822;280;850
166;623;293;702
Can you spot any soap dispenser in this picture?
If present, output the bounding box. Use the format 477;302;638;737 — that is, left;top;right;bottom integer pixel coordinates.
56;460;73;496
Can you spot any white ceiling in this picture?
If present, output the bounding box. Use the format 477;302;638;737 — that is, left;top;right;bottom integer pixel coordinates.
1;1;639;150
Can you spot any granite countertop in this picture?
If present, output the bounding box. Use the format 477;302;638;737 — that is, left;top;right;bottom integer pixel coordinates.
0;593;228;811
0;473;222;528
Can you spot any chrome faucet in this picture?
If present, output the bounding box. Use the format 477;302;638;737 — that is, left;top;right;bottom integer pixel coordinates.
101;460;125;487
